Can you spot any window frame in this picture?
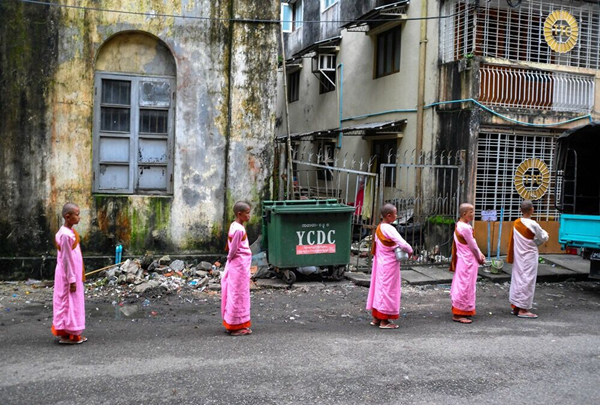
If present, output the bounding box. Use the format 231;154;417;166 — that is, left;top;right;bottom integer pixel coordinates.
317;54;337;94
288;70;300;103
92;72;175;195
293;0;303;31
281;3;292;33
321;0;339;13
375;25;402;79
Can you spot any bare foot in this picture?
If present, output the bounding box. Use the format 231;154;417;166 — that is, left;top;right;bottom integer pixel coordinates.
230;328;252;336
452;316;472;324
379;321;399;329
517;310;538;319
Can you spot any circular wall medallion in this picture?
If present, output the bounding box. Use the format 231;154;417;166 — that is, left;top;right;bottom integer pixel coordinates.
514;158;550;201
544;10;579;53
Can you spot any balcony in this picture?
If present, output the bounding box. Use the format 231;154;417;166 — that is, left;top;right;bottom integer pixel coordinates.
479;65;595;113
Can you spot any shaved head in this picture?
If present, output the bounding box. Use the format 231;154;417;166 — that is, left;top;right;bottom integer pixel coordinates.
62;203;79;218
459;203;474;216
233;201;251;214
521;200;534;213
381;203;397;217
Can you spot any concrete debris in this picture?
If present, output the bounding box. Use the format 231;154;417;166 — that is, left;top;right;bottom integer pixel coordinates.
87;255;227;301
170;260;185;272
140;254;154;269
197;261;213;271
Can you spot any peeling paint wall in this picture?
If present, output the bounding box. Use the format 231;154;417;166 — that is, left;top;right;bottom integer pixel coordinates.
0;0;278;259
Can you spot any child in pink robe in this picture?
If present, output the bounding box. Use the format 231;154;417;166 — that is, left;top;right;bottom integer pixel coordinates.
221;201;253;336
450;203;485;324
52;203;87;344
366;204;413;329
507;200;549;319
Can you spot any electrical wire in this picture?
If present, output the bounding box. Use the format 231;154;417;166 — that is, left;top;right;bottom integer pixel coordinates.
13;0;473;24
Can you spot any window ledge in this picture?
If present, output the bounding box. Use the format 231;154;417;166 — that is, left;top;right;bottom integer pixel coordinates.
93;193;173;198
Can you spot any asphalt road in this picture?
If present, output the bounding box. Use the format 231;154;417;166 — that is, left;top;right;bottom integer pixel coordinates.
1;280;599;404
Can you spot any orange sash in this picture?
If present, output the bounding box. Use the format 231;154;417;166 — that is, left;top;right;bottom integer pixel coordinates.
54;229;85;281
506;218;535;264
371;224;396;255
449;224;468;272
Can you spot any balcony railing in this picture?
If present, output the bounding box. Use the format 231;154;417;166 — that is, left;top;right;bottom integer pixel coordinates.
479;65;595;112
441;0;600;70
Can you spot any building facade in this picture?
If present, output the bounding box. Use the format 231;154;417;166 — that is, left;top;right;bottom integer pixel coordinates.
0;0;279;272
439;0;600;252
277;0;600;255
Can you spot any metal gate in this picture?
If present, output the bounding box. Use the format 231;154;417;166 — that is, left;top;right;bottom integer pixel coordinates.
379;150;465;265
290;146;465;266
290;145;379;242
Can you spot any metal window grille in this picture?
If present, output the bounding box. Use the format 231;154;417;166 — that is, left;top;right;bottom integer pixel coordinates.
479;64;595;112
476;131;559;221
441;0;600;70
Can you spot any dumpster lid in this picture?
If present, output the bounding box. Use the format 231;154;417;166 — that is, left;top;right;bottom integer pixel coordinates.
263;199;355;214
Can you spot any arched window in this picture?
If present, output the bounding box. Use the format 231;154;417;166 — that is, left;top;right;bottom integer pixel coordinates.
93;32;176;194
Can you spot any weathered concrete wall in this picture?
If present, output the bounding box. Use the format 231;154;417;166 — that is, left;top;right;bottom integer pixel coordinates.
0;0;278;264
0;1;59;256
227;1;278;236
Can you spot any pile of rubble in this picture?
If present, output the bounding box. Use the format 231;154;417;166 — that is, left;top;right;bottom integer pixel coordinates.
88;255;223;299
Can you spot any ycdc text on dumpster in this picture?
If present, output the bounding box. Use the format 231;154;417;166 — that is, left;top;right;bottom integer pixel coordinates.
295;229;336;255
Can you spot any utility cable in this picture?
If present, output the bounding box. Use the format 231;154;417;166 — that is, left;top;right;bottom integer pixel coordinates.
13;0;473;24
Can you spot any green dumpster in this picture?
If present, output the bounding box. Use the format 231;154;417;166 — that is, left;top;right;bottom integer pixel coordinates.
262;200;355;283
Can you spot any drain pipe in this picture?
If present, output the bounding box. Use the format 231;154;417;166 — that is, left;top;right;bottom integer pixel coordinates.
337;63;344;148
415;0;428;212
280;23;293;199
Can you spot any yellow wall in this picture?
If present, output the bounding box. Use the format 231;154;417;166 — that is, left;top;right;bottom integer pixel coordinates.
474;220;563;256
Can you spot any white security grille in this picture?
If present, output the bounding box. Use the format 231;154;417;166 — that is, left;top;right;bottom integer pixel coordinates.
475;131;559;221
441;0;600;70
479;64;595;112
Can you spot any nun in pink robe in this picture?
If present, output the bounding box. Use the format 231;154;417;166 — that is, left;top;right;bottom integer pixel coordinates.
450;221;484;317
507;217;549;313
366;223;413;322
221;221;253;332
52;226;86;337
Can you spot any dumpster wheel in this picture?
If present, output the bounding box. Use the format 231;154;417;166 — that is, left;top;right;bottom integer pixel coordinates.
282;269;296;285
331;265;346;281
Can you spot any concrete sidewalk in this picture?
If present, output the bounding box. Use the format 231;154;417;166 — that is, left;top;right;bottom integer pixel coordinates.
346;253;592;287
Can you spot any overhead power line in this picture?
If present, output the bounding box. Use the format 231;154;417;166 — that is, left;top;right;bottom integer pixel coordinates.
13;0;470;24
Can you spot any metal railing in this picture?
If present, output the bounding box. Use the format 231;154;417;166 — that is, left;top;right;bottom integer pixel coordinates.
441;0;600;70
479;65;595;112
290;145;379;236
379;150;464;265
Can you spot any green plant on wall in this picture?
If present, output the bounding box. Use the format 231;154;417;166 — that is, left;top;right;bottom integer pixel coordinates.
427;215;456;225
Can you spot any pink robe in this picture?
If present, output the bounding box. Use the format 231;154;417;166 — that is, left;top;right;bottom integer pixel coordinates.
53;226;85;335
221;222;252;330
450;221;482;315
366;223;413;317
509;218;549;310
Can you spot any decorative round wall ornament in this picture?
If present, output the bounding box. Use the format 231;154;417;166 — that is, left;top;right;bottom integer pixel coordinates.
544;10;579;54
514;158;550;201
